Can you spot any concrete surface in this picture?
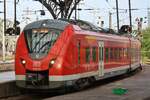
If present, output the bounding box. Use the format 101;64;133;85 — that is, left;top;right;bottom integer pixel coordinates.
0;71;15;83
0;71;20;98
1;65;150;100
0;81;20;98
44;65;150;100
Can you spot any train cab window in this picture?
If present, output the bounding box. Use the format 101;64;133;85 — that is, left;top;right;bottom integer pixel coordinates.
92;47;97;62
24;28;61;59
105;48;109;62
77;41;81;64
86;47;90;63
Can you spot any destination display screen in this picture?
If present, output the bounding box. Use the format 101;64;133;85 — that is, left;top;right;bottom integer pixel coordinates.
32;28;49;34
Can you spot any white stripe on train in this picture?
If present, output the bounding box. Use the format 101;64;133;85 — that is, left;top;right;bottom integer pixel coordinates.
16;62;140;81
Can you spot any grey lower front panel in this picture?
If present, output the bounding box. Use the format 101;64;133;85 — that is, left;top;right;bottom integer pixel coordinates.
16;80;66;90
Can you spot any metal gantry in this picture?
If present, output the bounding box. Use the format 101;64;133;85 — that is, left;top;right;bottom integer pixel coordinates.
36;0;82;19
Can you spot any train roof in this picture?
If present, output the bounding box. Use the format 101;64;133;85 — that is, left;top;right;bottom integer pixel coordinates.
23;19;137;40
24;19;117;34
24;19;69;31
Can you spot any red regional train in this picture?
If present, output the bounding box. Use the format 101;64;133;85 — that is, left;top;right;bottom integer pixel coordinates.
15;19;141;90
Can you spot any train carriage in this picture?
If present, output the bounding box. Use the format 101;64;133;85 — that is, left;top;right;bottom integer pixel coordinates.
15;19;141;90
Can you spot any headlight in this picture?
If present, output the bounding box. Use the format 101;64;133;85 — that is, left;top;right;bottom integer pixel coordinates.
50;60;55;65
21;60;26;65
49;59;56;68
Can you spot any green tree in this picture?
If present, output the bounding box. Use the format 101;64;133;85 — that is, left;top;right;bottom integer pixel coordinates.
142;28;150;59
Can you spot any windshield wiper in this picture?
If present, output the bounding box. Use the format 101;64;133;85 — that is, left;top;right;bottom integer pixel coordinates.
32;32;49;52
37;41;52;53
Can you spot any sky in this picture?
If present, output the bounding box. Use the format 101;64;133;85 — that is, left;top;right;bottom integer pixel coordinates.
0;0;149;30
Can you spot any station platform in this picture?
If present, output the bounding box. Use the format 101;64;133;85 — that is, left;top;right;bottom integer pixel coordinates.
0;71;20;98
1;64;150;100
44;65;150;100
0;71;15;83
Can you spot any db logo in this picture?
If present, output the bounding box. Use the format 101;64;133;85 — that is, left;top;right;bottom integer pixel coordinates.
33;61;41;68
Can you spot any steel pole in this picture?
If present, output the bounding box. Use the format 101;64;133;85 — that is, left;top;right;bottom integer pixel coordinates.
77;4;79;19
109;12;112;29
75;0;77;20
116;0;119;32
129;0;132;32
14;0;16;33
3;0;6;61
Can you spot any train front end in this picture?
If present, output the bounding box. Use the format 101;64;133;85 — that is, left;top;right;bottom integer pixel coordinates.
15;19;72;90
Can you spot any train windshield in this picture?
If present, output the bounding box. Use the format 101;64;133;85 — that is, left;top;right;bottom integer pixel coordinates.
24;28;61;59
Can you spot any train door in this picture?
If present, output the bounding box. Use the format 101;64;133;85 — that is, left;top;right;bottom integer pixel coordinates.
98;41;104;77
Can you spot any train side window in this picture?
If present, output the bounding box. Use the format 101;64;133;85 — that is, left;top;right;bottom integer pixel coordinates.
122;48;124;58
121;48;124;59
119;48;122;59
123;48;125;58
105;48;109;62
114;48;118;60
110;48;113;59
117;48;119;60
127;48;129;59
86;47;90;63
92;47;97;62
124;48;127;58
77;41;81;64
